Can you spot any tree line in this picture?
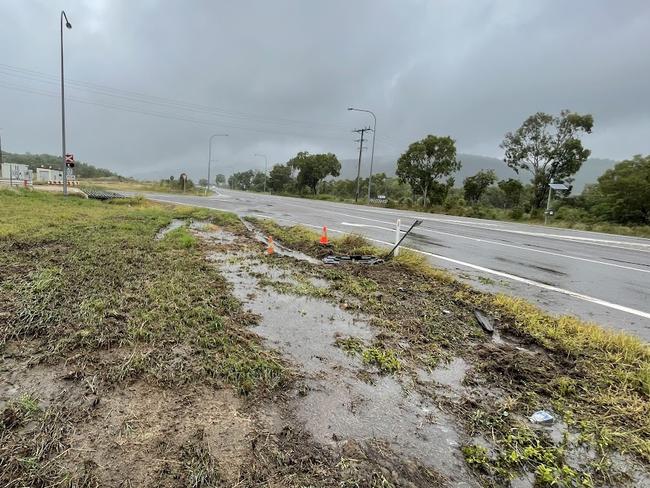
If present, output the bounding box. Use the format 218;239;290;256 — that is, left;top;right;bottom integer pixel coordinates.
1;152;119;179
224;110;649;226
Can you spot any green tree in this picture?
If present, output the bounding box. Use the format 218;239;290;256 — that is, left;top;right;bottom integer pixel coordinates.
287;152;341;194
497;178;524;208
396;135;461;206
501;110;594;210
198;178;208;187
3;151;118;178
251;171;266;192
268;164;293;193
215;174;226;186
463;170;496;204
590;155;650;224
228;170;254;190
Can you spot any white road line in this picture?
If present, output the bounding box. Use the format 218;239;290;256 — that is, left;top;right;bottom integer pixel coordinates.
297;221;650;321
264;197;650;252
218;188;650;246
346;207;650;250
339;215;650;274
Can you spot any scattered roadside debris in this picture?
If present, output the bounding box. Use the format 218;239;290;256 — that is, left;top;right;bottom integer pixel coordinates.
473;309;495;333
322;254;384;265
529;410;555;424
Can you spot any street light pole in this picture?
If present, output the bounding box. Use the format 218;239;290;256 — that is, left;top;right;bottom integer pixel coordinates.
60;11;72;196
544;180;554;225
207;133;228;196
348;107;376;201
254;153;268;192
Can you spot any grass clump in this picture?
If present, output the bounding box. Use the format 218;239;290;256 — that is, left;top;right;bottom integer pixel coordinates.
335;337;401;374
361;347;401;374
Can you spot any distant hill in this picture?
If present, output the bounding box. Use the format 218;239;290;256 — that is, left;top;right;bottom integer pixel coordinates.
339;154;617;192
0;152;120;179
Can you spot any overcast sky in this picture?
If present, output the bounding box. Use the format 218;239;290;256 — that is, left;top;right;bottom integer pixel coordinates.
1;0;649;180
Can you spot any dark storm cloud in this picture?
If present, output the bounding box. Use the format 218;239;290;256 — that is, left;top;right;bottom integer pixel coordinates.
1;0;649;180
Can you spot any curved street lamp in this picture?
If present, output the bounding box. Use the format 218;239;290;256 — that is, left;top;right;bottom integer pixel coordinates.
207;133;228;195
348;107;377;201
254;153;268;192
61;11;72;196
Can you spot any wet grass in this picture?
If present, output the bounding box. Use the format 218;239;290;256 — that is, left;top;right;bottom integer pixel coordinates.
0;189;290;484
335;337;401;374
246;216;650;484
0;190;285;394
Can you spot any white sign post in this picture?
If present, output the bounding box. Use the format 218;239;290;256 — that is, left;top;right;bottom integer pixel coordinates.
394;219;401;257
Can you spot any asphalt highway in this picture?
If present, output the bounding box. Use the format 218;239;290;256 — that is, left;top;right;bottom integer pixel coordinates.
145;189;650;341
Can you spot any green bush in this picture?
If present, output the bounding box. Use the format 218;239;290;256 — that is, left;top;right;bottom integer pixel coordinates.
510;206;524;220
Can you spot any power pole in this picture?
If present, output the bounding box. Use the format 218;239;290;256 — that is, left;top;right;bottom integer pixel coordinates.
352;127;371;203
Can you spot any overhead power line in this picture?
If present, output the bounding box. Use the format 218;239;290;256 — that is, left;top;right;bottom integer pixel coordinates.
0;62;407;152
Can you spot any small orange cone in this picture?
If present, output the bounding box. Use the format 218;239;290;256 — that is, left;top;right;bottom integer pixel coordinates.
267;235;275;255
319;226;329;245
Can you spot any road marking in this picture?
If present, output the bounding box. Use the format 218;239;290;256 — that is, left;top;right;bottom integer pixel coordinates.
343;206;650;250
339;215;650;274
291;221;650;321
259;195;650;252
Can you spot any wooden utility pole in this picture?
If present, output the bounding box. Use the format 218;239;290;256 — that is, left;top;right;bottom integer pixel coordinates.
352;127;371;203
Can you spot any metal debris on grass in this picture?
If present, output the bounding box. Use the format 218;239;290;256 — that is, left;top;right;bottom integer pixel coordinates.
474;310;495;333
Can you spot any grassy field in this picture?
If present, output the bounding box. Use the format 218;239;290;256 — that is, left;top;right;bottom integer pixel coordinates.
0;190;286;486
1;189;648;487
79;177;209;196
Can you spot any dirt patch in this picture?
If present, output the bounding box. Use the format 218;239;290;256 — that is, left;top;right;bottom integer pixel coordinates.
66;382;253;486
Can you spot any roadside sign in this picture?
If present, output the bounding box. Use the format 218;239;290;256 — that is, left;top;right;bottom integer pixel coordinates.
65;154;75;168
549;182;569;191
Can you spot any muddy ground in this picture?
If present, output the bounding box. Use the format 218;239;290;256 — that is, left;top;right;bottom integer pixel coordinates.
2;209;648;487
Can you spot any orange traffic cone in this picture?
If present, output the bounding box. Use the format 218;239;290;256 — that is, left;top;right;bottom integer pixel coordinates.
267;235;275;255
319;226;329;245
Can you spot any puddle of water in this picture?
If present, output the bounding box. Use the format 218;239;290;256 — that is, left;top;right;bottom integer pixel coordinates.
155;219;185;239
213;252;477;486
297;374;472;485
424;357;470;390
214;255;372;374
307;276;330;289
189;221;237;243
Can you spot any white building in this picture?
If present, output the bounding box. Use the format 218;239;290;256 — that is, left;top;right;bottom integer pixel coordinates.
34;167;77;184
36;167;63;183
0;163;33;183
